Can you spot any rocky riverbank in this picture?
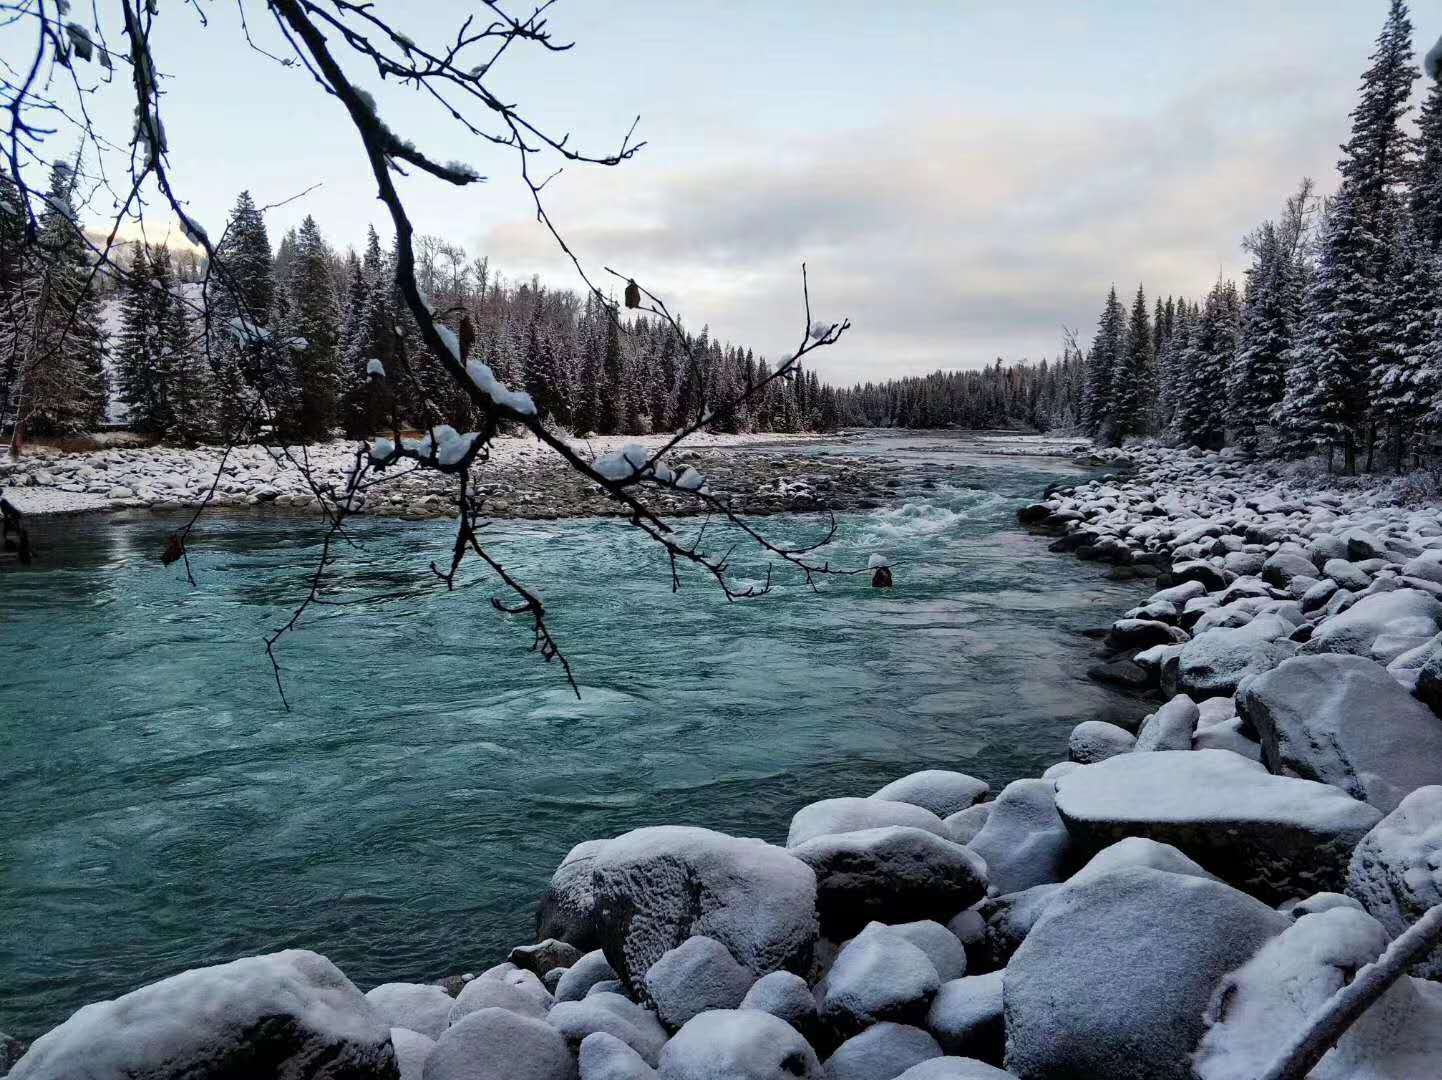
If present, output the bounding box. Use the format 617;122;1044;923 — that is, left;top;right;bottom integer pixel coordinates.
14;442;1442;1079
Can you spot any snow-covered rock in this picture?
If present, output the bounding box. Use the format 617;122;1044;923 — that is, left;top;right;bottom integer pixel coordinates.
1299;588;1442;662
556;950;619;1003
1194;905;1442;1080
511;939;584;976
871;771;990;818
657;1009;822;1080
1237;653;1442;812
1176;618;1297;698
1054;750;1383;902
1133;694;1200;752
925;971;1003;1061
365;981;454;1040
537;838;608;950
643;936;754;1031
1346;785;1442;980
1067;836;1218;887
590;826;817;1001
738;970;818;1037
968;885;1062;973
390;1026;433;1080
1067;720;1135;763
8;950;396;1080
1003;867;1288;1080
967;779;1074;895
426;1007;576;1080
892;1060;1016;1080
887;920;967;981
787;797;950;847
942;803;992;845
823;1024;942;1080
1106;618;1187;651
792;826;987;938
546;993;669;1066
817;922;942;1034
447;967;552;1025
579;1031;657;1080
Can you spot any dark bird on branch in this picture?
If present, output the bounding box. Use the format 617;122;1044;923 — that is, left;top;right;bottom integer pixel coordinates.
624;279;641;309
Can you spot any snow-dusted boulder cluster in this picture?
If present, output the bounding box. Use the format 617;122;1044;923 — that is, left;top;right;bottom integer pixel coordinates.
13;442;1442;1078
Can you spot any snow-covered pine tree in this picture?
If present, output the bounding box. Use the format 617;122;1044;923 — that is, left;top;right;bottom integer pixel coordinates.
1370;217;1438;469
1081;286;1124;442
0;169;25;432
116;241;169;433
1173;279;1240;450
153;246;214;446
277;215;341;440
11;160;107;437
1229;216;1304;454
1290;0;1417;470
1111;285;1151;442
209;190;280;440
1414;68;1442;252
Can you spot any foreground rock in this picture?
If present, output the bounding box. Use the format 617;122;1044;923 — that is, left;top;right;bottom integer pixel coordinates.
1194;905;1442;1079
427;1007;575;1080
967;780;1073;895
1054;750;1383;901
1004;867;1288;1080
590;827;817;1002
1347;785;1442;980
791;826;987;938
9;950;398;1079
657;1010;821;1080
817;923;941;1035
1238;654;1442;812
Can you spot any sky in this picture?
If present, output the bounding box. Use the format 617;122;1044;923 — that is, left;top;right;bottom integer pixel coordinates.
16;1;1442;386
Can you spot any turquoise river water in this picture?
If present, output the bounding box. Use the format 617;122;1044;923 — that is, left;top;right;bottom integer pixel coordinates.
0;434;1146;1037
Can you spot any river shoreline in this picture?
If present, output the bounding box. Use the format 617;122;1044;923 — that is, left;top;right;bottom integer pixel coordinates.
0;431;1091;525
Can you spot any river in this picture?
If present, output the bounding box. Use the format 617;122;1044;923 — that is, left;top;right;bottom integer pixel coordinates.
0;432;1145;1037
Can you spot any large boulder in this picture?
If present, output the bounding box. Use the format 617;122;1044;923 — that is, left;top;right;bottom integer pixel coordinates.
1261;551;1316;589
9;950;398;1080
823;1024;942;1080
925;972;1004;1061
788;797;950;847
1347;785;1442;980
893;1061;1016;1080
657;1010;822;1080
872;771;990;819
1053;750;1383;902
643;936;754;1031
1176;617;1297;698
447;969;552;1026
1003;867;1288;1080
1106;619;1187;651
537;839;609;950
1299;588;1442;661
1237;654;1442;812
425;1008;576;1080
556;950;619;1003
1067;721;1135;764
545;993;669;1066
738;971;818;1038
968;779;1074;895
818;923;942;1035
1133;694;1200;752
792;826;988;938
365;982;455;1041
578;1032;657;1080
590;826;817;1000
888;920;967;982
1172;559;1230;592
1194;906;1442;1080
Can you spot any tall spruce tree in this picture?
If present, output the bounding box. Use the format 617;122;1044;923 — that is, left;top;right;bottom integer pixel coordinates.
277;215;341;439
1174;280;1240;450
1082;286;1124;441
1111;285;1152;441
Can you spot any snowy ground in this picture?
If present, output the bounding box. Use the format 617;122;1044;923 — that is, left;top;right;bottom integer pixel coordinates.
0;430;885;521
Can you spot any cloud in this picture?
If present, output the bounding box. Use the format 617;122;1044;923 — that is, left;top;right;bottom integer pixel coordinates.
477;59;1352;386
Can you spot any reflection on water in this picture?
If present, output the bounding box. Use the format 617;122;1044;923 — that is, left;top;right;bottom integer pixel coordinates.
0;439;1144;1036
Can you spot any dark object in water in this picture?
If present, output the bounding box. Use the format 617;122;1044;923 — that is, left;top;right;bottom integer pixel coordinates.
871;566;893;589
162;533;186;567
1;496;32;565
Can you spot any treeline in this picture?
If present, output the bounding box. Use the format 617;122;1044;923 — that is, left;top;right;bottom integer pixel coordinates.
1083;0;1442;473
834;352;1086;431
0;175;844;445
